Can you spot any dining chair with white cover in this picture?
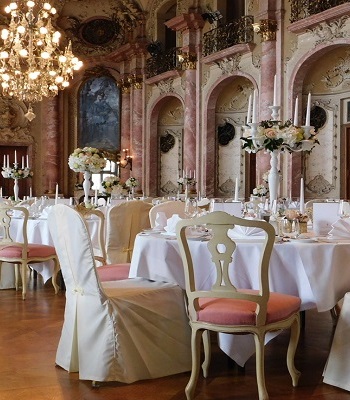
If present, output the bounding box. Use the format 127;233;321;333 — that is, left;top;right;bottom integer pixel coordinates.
0;204;60;299
149;200;186;228
105;201;152;264
48;204;191;384
75;204;131;282
176;211;301;400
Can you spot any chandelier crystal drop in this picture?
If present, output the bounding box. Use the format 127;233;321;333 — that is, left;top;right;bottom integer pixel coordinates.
0;0;83;119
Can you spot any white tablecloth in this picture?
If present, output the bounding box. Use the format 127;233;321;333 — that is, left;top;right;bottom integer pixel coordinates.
8;216;99;284
130;234;350;312
130;233;350;366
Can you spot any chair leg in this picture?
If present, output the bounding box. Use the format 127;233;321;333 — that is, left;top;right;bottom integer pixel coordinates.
254;332;268;400
287;314;301;387
51;258;60;294
14;264;20;291
21;263;27;300
185;327;202;400
201;330;211;378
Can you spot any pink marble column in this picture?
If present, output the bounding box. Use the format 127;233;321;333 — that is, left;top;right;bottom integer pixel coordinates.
130;85;143;191
120;88;131;183
42;97;59;194
183;69;196;175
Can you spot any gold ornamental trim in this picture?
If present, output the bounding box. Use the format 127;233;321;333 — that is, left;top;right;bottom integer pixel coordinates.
252;19;278;41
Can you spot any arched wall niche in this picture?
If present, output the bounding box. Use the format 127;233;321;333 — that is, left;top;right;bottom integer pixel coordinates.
287;39;350;200
146;92;184;197
203;72;256;198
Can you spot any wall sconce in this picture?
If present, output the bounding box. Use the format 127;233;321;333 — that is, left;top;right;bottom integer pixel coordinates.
177;52;197;70
118;148;133;171
252;19;278;41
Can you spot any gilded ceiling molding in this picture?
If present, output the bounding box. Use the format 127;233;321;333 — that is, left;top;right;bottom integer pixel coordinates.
252;19;278;41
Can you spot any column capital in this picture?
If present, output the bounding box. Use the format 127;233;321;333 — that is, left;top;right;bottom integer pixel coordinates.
252;19;278;41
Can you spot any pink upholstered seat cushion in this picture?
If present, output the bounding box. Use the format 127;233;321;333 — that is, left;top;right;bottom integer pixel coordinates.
97;263;130;282
0;244;56;259
198;290;301;325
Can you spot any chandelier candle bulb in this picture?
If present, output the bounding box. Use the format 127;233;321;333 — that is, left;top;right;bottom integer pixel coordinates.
293;96;298;126
300;178;305;214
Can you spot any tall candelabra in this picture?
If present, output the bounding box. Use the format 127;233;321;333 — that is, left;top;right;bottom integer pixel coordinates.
2;161;32;201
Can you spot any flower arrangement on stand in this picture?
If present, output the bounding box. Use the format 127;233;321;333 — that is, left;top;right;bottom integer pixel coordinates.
252;184;268;197
101;175;121;196
2;161;33;201
68;147;106;204
125;177;139;199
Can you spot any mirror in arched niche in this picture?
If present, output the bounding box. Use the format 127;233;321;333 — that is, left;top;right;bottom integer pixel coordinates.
158;96;183;196
79;75;120;157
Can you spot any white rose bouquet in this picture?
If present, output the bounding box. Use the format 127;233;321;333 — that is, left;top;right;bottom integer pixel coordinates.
101;175;121;195
68;147;106;173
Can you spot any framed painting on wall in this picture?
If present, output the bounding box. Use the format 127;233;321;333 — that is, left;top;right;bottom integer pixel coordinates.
79;75;120;157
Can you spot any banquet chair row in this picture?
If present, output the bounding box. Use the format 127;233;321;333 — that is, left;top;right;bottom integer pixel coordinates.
149;200;186;228
48;204;191;384
176;212;301;400
0;204;60;299
75;201;152;282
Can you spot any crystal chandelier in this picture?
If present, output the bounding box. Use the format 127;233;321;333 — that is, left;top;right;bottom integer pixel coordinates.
0;0;83;120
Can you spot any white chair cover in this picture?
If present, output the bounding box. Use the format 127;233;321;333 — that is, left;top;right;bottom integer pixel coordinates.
149;200;186;228
323;292;350;391
48;204;191;383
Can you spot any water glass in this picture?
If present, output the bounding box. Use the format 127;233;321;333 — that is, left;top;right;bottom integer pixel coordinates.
338;200;350;219
281;218;300;239
185;198;198;219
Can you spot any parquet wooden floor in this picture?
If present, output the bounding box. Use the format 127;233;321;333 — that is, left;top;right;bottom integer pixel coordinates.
0;278;349;400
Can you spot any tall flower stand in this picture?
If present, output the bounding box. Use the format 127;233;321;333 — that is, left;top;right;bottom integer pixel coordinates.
13;178;19;201
268;150;280;205
83;171;91;204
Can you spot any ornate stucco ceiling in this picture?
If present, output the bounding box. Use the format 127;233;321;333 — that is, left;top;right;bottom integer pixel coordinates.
0;0;147;57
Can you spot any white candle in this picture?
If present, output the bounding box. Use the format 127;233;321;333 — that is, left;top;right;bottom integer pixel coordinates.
14;150;17;165
273;74;277;107
0;187;2;198
26;155;29;168
293;96;299;126
21;156;24;169
234;177;239;201
29;186;32;198
182;169;185;178
252;89;257;123
94;188;98;204
193;170;196;180
300;178;305;214
246;94;252;124
305;93;311;127
55;183;58;205
2;155;5;168
7;155;9;168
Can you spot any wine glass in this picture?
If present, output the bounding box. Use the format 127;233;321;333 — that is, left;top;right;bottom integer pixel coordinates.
281;218;300;239
338;200;350;219
185;198;198;219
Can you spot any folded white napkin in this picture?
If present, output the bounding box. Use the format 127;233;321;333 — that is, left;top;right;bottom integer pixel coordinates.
197;198;210;207
328;218;350;238
228;225;264;239
164;214;182;234
155;212;167;229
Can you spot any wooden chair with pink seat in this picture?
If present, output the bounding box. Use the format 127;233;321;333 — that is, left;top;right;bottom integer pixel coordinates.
176;211;301;400
0;204;60;300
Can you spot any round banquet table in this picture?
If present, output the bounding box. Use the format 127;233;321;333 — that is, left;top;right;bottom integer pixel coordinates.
130;233;350;366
